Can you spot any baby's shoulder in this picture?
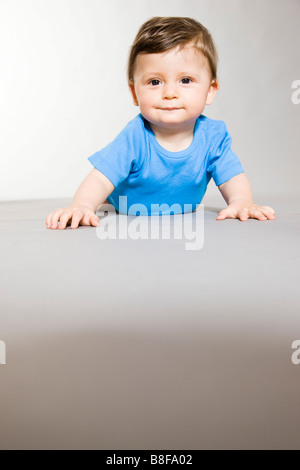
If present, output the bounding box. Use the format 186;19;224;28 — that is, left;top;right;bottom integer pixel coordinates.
199;115;228;134
112;114;146;147
122;113;145;134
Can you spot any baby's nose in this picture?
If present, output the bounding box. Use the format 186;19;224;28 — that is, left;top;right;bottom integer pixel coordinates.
162;83;179;99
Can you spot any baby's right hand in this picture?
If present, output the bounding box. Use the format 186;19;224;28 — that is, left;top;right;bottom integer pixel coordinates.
46;205;99;230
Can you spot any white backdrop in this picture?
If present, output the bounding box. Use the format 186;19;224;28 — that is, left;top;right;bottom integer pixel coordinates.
0;0;299;201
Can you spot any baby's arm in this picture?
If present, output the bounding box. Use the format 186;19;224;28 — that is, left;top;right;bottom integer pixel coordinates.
46;169;114;230
216;173;276;221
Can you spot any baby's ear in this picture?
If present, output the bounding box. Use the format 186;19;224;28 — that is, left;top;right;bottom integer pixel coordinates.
206;79;219;105
128;81;139;106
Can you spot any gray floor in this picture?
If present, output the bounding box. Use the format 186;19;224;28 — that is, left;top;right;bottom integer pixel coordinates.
0;195;300;450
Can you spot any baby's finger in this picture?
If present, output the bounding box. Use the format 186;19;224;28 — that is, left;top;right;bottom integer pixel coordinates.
216;208;232;220
248;206;267;221
260;207;276;220
46;212;53;228
261;206;275;214
81;212;94;226
49;209;64;229
70;211;84;229
89;214;100;227
58;210;74;230
237;209;249;221
92;216;100;227
82;213;99;226
87;214;99;226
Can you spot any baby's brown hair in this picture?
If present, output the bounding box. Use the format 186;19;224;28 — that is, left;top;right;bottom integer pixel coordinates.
128;16;218;82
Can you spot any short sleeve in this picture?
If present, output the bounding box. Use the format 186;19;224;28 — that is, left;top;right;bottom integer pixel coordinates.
88;115;145;188
207;122;244;186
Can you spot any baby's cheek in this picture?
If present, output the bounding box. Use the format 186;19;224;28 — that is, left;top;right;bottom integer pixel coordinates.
190;96;207;114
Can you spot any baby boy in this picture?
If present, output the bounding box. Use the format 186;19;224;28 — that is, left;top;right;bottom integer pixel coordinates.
46;16;275;229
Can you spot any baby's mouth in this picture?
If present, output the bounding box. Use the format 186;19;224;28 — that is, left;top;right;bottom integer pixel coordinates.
160;107;183;111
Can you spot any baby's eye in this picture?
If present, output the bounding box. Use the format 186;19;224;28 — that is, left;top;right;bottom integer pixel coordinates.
181;78;192;84
149;79;161;86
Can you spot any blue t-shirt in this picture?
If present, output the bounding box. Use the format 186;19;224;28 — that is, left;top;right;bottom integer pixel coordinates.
88;114;244;215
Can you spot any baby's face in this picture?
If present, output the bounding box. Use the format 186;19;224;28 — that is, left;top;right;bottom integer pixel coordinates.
129;45;218;131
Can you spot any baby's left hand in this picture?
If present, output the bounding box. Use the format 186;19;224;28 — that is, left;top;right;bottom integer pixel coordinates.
216;202;276;221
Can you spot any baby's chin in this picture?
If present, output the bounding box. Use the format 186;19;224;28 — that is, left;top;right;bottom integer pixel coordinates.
143;108;203;126
146;115;199;131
